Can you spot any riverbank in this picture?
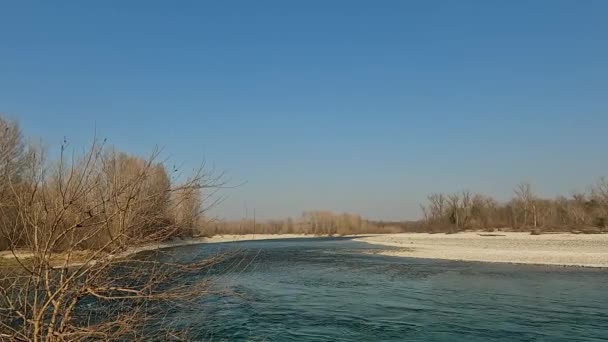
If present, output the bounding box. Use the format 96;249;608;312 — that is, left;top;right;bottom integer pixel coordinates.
111;234;314;257
165;232;608;268
354;232;608;267
0;234;314;267
3;232;607;268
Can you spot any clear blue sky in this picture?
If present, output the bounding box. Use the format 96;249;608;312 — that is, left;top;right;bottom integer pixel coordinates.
1;1;607;220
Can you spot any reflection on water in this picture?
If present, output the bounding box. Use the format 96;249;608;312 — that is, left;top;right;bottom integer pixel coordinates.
158;237;608;341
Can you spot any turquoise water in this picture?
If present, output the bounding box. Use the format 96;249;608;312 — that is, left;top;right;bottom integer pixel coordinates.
163;237;608;341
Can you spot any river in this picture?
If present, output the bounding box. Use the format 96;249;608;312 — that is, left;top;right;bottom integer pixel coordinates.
156;237;608;341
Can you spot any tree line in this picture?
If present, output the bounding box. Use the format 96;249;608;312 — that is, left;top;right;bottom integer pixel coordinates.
207;182;608;237
207;211;403;236
419;182;608;233
0;115;213;252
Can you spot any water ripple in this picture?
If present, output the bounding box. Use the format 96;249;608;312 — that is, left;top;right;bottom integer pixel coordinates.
162;238;608;341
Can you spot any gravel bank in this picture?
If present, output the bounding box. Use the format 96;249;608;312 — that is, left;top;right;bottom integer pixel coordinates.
354;232;608;267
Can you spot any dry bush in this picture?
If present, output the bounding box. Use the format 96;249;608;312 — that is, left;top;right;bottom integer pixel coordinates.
0;118;226;341
171;187;203;237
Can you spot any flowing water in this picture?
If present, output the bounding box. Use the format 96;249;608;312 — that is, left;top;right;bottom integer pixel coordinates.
158;237;608;341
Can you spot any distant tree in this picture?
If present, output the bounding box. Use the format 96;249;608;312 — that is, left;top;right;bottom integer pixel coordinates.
514;182;537;229
591;178;608;228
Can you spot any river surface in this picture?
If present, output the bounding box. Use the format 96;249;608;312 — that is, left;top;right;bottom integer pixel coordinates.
159;237;608;341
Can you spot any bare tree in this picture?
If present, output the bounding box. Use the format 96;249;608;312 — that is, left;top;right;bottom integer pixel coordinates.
0;135;226;341
420;193;448;231
514;182;537;229
591;177;608;228
172;186;203;237
446;193;461;232
0;117;32;251
418;179;608;233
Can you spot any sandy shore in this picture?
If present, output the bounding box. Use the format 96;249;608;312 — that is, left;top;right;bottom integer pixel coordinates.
354;232;608;267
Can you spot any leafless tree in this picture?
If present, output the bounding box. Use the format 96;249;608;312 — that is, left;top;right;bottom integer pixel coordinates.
514;182;537;229
0;132;226;341
591;177;608;228
419;180;608;233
